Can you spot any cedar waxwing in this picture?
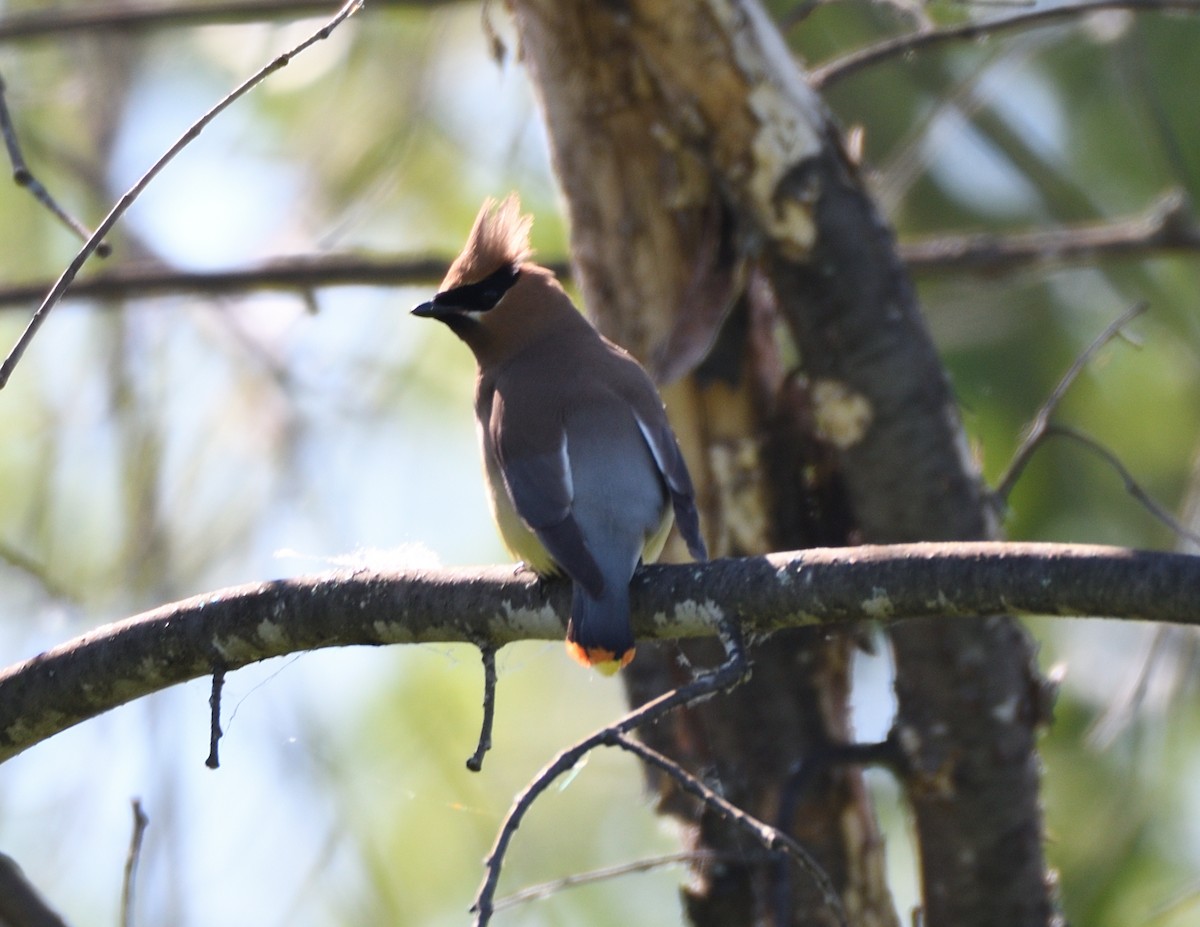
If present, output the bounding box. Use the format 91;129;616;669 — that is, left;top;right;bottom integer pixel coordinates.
412;195;707;673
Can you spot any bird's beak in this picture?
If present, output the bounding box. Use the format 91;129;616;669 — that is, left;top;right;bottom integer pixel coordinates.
411;300;439;318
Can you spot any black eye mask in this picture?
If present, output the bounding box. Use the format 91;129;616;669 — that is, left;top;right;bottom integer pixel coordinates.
432;264;521;313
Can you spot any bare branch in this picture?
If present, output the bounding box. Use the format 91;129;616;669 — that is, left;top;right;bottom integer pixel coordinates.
0;72;109;255
0;541;79;603
471;626;750;925
121;800;149;927
1046;424;1200;547
0;0;365;390
995;302;1147;502
613;733;847;927
466;644;497;772
493;851;730;912
5;543;1200;764
205;666;227;769
811;0;1200;90
0;190;1193;309
0;0;429;42
901;191;1200;277
0;255;571;309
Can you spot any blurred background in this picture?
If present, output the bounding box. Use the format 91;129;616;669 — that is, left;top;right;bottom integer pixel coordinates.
0;1;1198;924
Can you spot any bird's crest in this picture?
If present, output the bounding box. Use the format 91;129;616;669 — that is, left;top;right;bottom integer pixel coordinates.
442;195;533;290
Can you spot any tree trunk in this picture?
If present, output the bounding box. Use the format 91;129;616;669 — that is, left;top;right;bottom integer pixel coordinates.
509;1;1051;924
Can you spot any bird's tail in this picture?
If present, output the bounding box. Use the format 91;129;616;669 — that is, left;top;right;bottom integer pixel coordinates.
565;583;635;675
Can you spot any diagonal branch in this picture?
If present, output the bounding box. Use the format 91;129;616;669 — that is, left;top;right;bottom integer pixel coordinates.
0;72;109;255
810;0;1200;89
611;733;847;927
0;0;365;389
4;542;1200;764
995;301;1147;502
472;626;750;926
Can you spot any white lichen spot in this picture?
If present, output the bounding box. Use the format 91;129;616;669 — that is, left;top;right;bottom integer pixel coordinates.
256;619;288;651
213;632;278;664
861;588;893;619
137;656;166;683
6;709;67;748
991;697;1018;724
372;619;409;643
896;724;921;755
499;600;563;640
671;598;726;629
812;379;873;450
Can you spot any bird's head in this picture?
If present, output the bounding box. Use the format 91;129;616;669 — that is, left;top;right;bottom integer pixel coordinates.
413;195;565;360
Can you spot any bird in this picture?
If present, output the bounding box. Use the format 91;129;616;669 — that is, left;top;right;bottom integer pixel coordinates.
411;195;707;673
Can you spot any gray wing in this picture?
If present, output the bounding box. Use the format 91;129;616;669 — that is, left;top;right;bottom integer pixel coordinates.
490;390;606;599
633;412;708;562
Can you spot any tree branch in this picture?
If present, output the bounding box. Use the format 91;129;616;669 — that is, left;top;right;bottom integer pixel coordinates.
3;542;1200;764
0;255;571;309
0;190;1192;309
472;624;751;926
810;0;1200;90
0;0;430;43
0;72;110;255
0;0;365;389
900;190;1200;277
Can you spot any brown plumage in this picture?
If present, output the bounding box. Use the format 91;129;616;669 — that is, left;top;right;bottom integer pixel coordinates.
440;196;532;291
413;195;706;672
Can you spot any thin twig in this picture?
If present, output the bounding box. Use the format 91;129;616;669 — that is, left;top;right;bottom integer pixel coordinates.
811;0;1200;89
466;643;497;772
0;0;421;42
0;541;78;603
0;255;570;309
1085;624;1178;748
0;0;365;390
1045;424;1200;548
121;800;150;927
994;302;1147;502
614;733;848;927
772;736;901;924
901;190;1200;277
0;72;109;256
1138;874;1200;927
776;737;901;840
471;620;749;925
206;666;227;769
493;851;732;912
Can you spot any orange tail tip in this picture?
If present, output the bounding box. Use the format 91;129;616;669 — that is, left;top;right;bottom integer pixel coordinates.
565;640;636;675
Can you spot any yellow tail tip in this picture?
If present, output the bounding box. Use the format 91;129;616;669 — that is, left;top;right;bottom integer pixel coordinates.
565;640;635;674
